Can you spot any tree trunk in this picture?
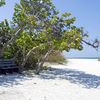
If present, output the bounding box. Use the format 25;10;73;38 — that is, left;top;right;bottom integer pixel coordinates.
21;44;44;70
35;48;54;74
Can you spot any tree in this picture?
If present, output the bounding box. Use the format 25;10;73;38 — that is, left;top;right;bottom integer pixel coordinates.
0;0;99;74
13;0;100;73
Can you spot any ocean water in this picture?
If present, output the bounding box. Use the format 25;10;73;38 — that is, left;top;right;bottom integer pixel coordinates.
65;57;100;59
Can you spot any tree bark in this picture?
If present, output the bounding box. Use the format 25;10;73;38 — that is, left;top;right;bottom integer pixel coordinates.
21;44;44;70
35;47;54;74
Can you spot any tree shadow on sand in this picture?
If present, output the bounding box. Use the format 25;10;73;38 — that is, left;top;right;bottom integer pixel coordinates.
0;67;100;89
39;68;100;89
0;74;32;87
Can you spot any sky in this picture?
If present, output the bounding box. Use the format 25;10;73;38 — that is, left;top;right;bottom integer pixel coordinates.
0;0;100;58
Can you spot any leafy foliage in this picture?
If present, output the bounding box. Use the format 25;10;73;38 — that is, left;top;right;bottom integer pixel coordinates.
0;0;99;73
0;19;12;48
12;0;84;53
0;0;5;7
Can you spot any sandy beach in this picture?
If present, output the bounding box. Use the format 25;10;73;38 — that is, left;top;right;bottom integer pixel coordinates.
0;59;100;100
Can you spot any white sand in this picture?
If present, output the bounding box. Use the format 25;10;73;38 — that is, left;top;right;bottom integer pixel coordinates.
0;59;100;100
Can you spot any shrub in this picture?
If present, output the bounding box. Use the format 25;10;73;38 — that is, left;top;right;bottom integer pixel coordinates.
46;51;66;63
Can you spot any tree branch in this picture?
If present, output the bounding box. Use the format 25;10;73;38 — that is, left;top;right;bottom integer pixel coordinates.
3;28;22;50
82;39;99;48
21;44;45;69
36;47;54;74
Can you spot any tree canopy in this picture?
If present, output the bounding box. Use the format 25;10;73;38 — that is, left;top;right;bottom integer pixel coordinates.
0;0;99;73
